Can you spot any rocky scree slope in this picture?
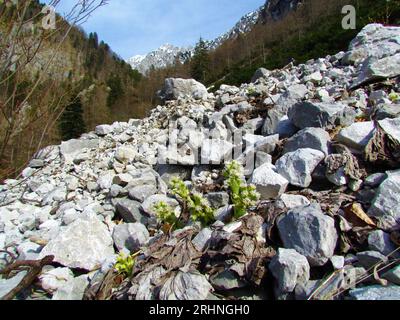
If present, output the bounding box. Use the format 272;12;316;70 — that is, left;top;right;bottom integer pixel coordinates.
1;24;400;300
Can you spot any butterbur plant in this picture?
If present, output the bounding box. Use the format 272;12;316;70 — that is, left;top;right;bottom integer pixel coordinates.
389;91;400;102
224;161;260;219
115;252;135;278
170;177;215;227
153;201;183;231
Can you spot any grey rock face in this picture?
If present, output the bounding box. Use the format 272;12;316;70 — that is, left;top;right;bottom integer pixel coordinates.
277;204;338;266
210;269;247;291
39;217;115;270
112;223;149;253
114;146;137;163
28;159;45;168
355;53;400;87
17;241;42;260
364;173;387;188
141;194;180;217
159;271;213;300
52;274;89;300
39;267;74;294
368;172;400;230
157;165;192;184
128;185;157;203
337;121;375;151
251;68;271;83
158;78;208;102
95;124;113;136
276;148;325;188
205;192;230;209
284;127;331;155
383;265;400;285
356;251;388;269
115;199;146;224
368;230;400;258
0;271;28;298
278;194;310;209
192;228;213;252
378;117;400;145
60;139;99;162
343;24;400;66
349;285;400;300
269;248;310;295
288;102;356;129
250;163;288;200
375;104;400;120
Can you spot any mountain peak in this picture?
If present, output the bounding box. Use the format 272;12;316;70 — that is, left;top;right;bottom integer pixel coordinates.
127;5;265;75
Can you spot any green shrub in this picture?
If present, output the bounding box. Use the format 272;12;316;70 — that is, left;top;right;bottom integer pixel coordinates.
153;201;183;231
389;91;400;102
224;161;260;219
114;252;135;277
170;178;215;227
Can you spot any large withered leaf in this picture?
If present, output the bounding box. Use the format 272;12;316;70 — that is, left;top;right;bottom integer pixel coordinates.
202;214;275;287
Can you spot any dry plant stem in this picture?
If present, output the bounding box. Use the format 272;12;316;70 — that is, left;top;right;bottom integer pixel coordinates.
308;246;400;300
0;255;54;300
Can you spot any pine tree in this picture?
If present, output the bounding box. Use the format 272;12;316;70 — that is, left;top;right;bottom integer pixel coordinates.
106;74;124;107
58;96;86;141
190;37;210;83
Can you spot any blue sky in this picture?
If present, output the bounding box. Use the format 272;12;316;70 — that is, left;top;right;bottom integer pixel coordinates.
43;0;265;59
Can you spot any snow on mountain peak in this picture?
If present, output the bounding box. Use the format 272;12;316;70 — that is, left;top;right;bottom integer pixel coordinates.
127;5;265;75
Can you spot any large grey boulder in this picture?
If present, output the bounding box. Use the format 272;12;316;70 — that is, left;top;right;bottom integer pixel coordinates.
368;230;400;258
114;199;147;224
141;194;181;218
114;146;137;163
128;185;158;203
284;128;331;155
251;68;271;83
343;24;400;66
383;266;400;285
39;267;74;294
288;102;356;129
354;53;400;87
337;121;375;151
157;165;192;184
205;192;230;209
276;148;325;188
278;194;311;210
249;163;288;200
39;217;115;270
349;285;400;300
112;223;149;253
262;84;308;136
159;271;213;300
344;24;400;87
0;271;28;298
60;139;99;163
277;204;338;266
269;248;310;295
368;172;400;230
95;124;113;136
378;117;400;145
375;104;400;120
52;274;89;300
356;251;388;270
158;78;208;101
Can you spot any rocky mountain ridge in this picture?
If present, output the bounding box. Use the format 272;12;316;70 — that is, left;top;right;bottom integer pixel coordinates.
1;23;400;300
127;3;266;74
